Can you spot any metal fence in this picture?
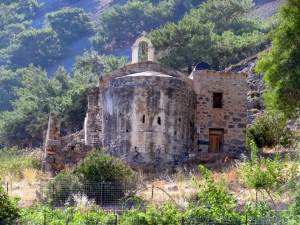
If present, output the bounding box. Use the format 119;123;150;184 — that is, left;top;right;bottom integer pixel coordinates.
0;180;296;224
12;214;292;225
38;180;141;209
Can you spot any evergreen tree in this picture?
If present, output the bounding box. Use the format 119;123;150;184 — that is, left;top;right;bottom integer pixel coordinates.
255;0;300;117
148;0;278;72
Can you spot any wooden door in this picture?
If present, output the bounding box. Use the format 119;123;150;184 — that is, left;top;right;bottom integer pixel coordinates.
208;129;224;153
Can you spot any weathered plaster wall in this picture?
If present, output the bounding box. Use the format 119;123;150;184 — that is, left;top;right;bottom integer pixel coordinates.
43;62;248;174
102;72;196;170
190;70;247;153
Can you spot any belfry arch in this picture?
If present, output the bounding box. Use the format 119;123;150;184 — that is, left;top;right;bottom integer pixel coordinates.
132;36;155;64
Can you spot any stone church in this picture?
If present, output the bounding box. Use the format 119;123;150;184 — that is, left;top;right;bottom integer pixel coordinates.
43;37;247;173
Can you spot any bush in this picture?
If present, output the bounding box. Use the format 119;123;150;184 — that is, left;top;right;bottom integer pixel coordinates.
44;149;138;206
0;178;20;223
246;112;296;148
184;166;241;223
120;204;182;225
44;168;82;206
19;205;115;224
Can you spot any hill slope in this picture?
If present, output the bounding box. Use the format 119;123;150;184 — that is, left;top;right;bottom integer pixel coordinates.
32;0;283;76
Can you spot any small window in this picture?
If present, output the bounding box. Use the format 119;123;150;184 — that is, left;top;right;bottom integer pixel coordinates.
157;117;161;125
142;115;145;123
213;93;223;108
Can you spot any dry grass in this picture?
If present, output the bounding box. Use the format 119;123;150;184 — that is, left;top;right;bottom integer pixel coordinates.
3;171;52;208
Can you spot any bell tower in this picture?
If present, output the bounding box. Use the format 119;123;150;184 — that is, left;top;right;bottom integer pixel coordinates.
132;34;155;64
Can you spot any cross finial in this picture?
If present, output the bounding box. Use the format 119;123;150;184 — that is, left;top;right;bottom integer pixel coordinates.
141;31;147;37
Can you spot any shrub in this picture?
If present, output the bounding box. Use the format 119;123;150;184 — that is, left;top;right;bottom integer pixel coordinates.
120;204;182;225
0;177;20;223
19;205;115;224
44;168;82;206
246;112;296;148
184;166;241;223
44;149;138;206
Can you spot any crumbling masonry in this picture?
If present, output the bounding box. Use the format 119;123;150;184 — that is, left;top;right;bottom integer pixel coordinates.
43;38;247;174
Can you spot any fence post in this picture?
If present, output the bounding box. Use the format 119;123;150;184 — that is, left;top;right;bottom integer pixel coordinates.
245;214;247;225
151;185;154;200
181;216;184;225
6;182;8;193
52;183;54;210
44;214;46;225
100;181;103;207
115;214;118;225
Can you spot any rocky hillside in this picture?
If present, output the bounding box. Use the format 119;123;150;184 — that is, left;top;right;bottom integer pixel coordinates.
33;0;283;76
225;53;267;124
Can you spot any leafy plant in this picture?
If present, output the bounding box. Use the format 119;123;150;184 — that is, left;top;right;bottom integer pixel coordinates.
0;177;20;223
43;149;138;206
185;165;241;223
255;0;300;117
246;112;296;148
239;141;298;212
120;204;182;225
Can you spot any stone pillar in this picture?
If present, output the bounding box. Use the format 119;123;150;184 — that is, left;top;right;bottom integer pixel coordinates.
132;46;139;64
148;46;155;62
42;113;61;175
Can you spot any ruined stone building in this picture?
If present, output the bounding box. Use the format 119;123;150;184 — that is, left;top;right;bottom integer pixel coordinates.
43;37;247;173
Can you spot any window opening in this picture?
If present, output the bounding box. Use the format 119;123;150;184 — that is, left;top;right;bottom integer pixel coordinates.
213;93;223;108
126;129;129;132
157;117;161;125
142;115;145;123
179;118;181;122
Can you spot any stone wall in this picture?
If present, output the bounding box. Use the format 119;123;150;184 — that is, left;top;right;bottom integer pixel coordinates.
101;72;196;170
42;113;92;175
43;62;248;174
190;70;247;153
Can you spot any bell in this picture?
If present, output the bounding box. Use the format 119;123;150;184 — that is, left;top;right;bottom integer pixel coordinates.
139;41;148;55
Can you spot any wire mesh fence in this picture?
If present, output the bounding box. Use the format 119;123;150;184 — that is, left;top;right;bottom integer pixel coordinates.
42;180;141;209
0;180;297;224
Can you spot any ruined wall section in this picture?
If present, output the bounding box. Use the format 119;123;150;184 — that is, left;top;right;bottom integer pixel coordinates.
42;113;92;175
85;87;103;147
190;70;247;153
102;72;196;171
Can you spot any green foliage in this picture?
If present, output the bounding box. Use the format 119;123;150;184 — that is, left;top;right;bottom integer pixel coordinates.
0;67;23;112
90;0;198;50
19;204;115;225
185;165;240;223
0;65;57;147
45;168;82;205
0;178;20;222
0;51;127;148
246;112;296;148
238;140;299;213
45;150;137;205
120;204;182;225
46;8;92;45
255;0;300;116
148;0;279;71
2;27;65;69
0;147;43;179
240;141;287;192
75;149;136;183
